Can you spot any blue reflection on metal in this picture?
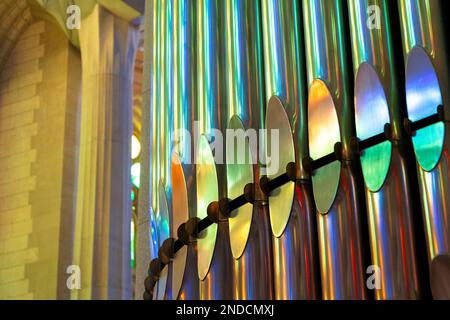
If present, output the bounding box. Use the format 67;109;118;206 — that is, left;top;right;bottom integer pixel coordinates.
406;46;444;171
150;207;159;259
355;63;392;191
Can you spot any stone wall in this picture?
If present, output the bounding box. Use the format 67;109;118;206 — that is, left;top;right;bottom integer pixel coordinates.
0;19;81;299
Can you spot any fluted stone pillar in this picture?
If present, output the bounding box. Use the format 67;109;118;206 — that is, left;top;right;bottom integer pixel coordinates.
71;4;139;300
135;0;154;300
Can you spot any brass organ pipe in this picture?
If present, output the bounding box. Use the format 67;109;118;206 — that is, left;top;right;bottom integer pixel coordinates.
348;0;421;300
303;0;368;300
196;0;233;300
224;0;274;300
171;0;198;300
398;0;450;296
261;0;320;299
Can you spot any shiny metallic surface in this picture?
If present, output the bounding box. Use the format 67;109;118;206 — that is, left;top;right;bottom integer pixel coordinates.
223;0;273;299
349;1;421;299
265;97;295;237
355;63;392;192
406;47;444;171
171;153;198;299
308;80;341;214
417;146;450;261
261;1;319;299
233;203;274;299
159;0;174;191
317;166;366;300
261;0;309;177
399;0;450;265
303;0;354;159
150;0;161;211
196;0;234;300
226;116;254;259
273;182;319;299
196;135;218;282
172;0;198;300
224;0;264;131
154;182;171;300
303;0;367;299
348;0;404;140
366;149;420;299
178;244;200;300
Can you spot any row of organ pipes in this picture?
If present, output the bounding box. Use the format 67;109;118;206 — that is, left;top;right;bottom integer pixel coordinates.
140;0;450;300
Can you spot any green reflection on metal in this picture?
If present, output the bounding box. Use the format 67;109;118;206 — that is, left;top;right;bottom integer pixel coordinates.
131;219;135;268
413;124;444;171
308;80;341;214
405;47;444;171
196;135;218;280
361;142;392;191
226;116;254;259
261;0;308;177
312;162;341;214
131;163;141;188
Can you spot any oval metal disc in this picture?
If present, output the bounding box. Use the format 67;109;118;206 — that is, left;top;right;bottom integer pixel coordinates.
355;63;392;192
196;135;218;280
308;80;341;214
170;152;189;298
265;96;295;238
226;115;254;259
406;46;444;171
154;181;170;300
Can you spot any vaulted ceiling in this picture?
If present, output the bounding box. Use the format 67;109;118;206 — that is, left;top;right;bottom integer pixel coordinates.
0;0;34;71
0;0;145;72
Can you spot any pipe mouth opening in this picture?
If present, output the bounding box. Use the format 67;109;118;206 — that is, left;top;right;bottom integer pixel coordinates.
196;135;218;280
406;46;445;172
308;80;341;214
154;181;170;300
226;115;254;259
355;63;392;192
264;96;295;237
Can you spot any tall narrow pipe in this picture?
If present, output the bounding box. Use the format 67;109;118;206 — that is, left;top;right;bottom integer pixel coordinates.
224;0;274;299
261;0;319;299
152;0;174;300
398;0;450;290
196;0;233;300
171;0;198;300
303;0;367;299
348;0;420;299
147;0;165;299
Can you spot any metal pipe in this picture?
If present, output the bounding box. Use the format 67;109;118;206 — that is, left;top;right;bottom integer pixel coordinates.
196;0;233;300
303;0;367;299
261;0;319;299
223;0;274;300
348;0;420;299
398;0;450;285
170;0;198;300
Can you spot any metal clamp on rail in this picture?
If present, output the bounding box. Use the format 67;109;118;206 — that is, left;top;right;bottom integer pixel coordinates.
143;162;302;298
302;142;342;176
260;162;297;196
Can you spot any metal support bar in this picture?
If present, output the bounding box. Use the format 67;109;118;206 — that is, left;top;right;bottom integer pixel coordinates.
143;106;445;299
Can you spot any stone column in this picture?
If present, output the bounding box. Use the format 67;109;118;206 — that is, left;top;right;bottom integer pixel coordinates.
72;3;139;300
135;0;154;300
